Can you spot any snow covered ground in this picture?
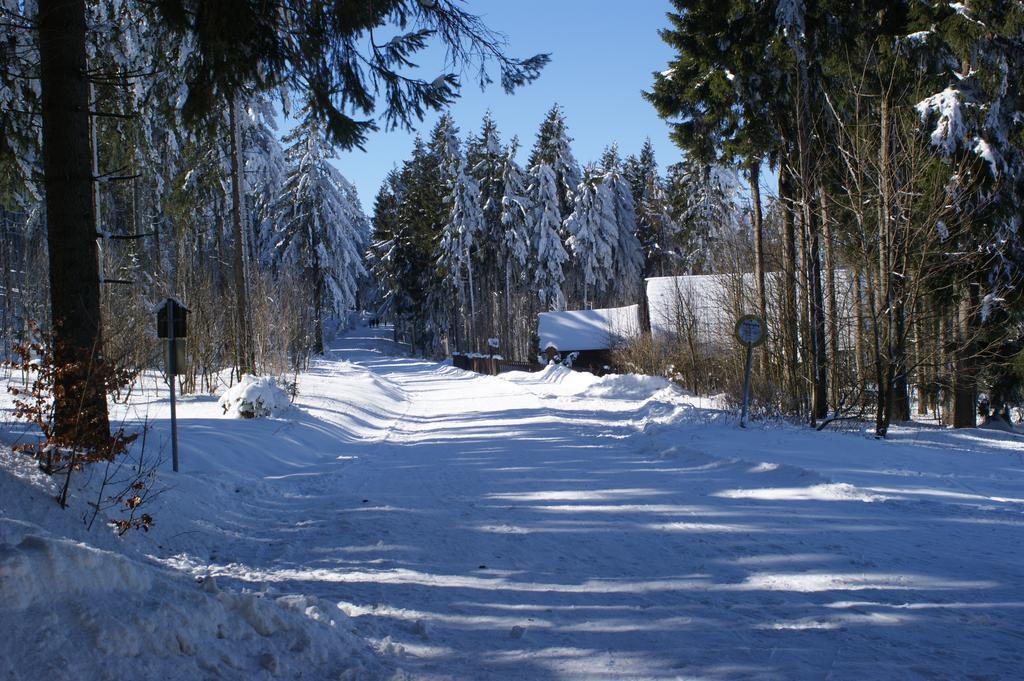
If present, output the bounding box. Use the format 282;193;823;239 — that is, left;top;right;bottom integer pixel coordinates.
3;325;1024;680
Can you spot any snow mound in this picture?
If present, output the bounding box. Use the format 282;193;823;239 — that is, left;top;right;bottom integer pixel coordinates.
580;373;675;400
713;482;889;503
0;520;153;610
502;364;678;403
219;375;291;418
503;364;685;406
501;364;601;396
0;519;384;680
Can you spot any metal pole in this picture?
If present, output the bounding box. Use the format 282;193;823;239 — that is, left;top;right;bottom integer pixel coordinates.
168;304;179;472
740;342;753;428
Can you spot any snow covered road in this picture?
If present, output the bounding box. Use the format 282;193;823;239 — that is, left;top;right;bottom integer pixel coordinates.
154;327;1024;680
5;325;1024;680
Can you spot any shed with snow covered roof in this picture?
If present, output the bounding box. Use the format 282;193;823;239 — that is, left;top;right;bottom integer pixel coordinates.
537;304;640;373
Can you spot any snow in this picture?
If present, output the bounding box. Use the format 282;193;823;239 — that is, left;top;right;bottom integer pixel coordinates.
902;30;932;45
0;520;382;680
646;271;860;349
218;374;292;418
537;304;639;351
916;87;966;155
3;325;1024;680
152;296;186;314
973;137;1000;176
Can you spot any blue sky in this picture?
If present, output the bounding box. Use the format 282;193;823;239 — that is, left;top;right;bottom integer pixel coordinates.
332;2;687;209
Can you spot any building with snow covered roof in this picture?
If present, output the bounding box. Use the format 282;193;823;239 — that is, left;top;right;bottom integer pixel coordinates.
645;270;859;352
537;304;640;373
532;270;860;374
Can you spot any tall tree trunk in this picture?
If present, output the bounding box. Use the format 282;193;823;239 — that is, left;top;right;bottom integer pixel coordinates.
952;285;977;428
312;264;324;355
39;0;111;443
819;183;839;408
467;255;476;352
789;25;827;422
876;96;894;435
779;163;800;408
865;264;888;437
229;99;254;375
802;160;828;423
877;97;911;428
914;309;929;415
749;160;766;322
799;204;812;417
853;267;866;398
794;74;827;421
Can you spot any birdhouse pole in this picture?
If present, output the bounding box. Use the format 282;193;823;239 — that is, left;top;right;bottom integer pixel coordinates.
158;298;189;472
168;303;179;472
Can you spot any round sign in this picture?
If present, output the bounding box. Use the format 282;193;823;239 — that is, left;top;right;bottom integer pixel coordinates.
734;315;765;347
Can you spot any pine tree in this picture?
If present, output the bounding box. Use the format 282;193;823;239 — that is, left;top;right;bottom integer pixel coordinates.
666;159;739;274
276;116;367;354
529;163;568;312
565;166;617;309
242;99;288;268
369;170;406;327
27;0;547;444
438;154;485;352
639;173;680;278
528;105;581;221
466;112;507;346
647;0;825;419
624;141;681;278
624;140;658;211
498;141;534;357
389;137;447;354
601;156;644;306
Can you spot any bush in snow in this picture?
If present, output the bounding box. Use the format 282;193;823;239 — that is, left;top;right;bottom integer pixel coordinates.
4;325;140;510
219;375;291;419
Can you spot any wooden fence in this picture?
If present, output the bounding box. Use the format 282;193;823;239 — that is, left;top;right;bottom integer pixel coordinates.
451;354;544;376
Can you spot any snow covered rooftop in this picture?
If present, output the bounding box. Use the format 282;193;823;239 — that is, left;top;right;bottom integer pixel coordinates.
538;305;640;352
646;273;757;341
646;271;859;349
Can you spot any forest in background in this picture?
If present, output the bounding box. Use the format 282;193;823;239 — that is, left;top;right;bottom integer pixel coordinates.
372;1;1024;436
2;7;371;393
647;1;1024;435
368;106;744;363
1;0;1022;450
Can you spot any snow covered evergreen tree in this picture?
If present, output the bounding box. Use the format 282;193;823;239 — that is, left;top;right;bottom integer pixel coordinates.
625;141;681;277
528;105;582;221
498;141;534;357
466;113;507;346
372;137;446;355
666;159;739;274
241;99;288;268
438;154;485;352
529;163;569;312
601;154;644;306
564;166;617;309
276;116;367;354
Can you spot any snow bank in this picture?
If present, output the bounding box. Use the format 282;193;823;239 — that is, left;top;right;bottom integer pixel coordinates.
502;364;684;403
714;481;890;503
501;364;602;396
219;375;291;418
0;518;384;681
580;372;675;400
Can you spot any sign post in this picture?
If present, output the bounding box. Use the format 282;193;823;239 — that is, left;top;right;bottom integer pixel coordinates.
734;315;765;428
157;299;189;472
